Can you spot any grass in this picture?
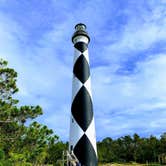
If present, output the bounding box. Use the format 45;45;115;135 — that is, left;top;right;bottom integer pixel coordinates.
99;164;143;166
99;163;162;166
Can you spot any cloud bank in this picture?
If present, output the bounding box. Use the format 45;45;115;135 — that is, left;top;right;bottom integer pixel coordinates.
0;0;166;141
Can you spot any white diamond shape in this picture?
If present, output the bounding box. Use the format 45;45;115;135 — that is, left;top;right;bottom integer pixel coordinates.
73;48;82;65
84;77;93;100
69;115;84;149
85;118;97;155
72;76;83;102
82;50;89;64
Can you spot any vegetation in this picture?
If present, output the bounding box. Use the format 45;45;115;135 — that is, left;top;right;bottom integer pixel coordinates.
99;164;161;166
97;133;166;164
0;59;67;165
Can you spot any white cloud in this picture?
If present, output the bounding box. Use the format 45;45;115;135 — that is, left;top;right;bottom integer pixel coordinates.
0;0;166;141
92;53;166;138
102;1;166;63
0;10;72;139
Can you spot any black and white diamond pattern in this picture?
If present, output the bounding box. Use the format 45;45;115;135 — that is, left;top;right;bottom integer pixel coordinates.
69;40;97;166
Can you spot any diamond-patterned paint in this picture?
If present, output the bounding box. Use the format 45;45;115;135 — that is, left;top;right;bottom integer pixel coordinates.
69;24;97;166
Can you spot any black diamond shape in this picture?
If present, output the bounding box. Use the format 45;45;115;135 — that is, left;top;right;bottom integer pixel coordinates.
74;42;87;53
71;86;93;131
74;134;97;166
73;55;90;83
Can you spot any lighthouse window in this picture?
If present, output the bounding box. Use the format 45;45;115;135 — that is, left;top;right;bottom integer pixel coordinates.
72;118;74;123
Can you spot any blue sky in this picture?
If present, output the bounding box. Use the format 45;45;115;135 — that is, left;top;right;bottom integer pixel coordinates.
0;0;166;141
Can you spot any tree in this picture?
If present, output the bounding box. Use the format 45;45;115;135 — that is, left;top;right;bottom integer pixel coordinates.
0;59;42;154
159;133;166;154
47;141;67;165
17;122;59;164
97;138;113;163
0;59;42;139
0;59;59;165
97;133;165;164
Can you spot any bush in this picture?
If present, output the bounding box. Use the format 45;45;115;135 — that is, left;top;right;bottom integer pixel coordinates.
0;149;4;160
0;160;12;166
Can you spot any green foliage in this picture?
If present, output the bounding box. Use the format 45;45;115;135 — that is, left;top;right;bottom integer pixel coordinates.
0;149;4;160
0;149;12;166
159;133;166;154
97;133;166;164
0;59;60;165
0;59;18;102
19;121;59;164
0;160;12;166
47;141;67;165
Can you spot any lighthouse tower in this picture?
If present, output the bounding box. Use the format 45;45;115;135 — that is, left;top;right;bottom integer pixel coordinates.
69;23;98;166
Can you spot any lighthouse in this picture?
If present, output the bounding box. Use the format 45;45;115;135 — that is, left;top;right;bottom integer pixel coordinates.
69;23;98;166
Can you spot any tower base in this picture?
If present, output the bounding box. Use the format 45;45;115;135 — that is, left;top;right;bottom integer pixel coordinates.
56;150;79;166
